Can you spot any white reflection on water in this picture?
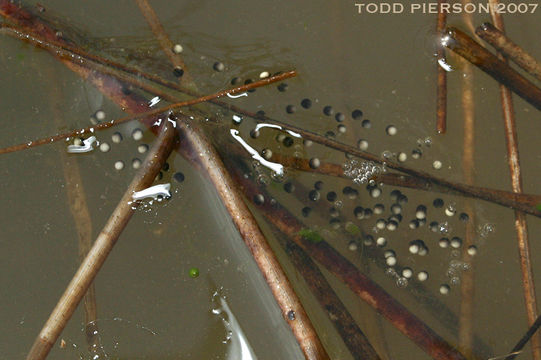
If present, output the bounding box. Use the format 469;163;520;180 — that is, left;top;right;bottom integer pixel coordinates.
211;291;258;360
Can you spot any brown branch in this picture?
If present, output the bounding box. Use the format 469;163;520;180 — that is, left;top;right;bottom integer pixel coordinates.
442;27;541;111
269;153;541;218
487;3;541;359
436;0;447;134
175;115;329;359
0;71;296;155
1;5;330;357
476;22;541;83
134;0;195;88
26;121;176;360
226;158;468;360
6;14;540;223
277;234;381;359
457;7;476;355
48;66;104;356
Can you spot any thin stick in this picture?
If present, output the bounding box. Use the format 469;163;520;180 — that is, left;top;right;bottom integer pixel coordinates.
6;16;541;222
26;122;176;360
268;153;541;218
442;27;541;111
457;8;476;354
487;3;541;360
506;314;541;360
436;0;447;134
476;22;541;83
49;66;104;356
175;115;329;360
134;0;195;88
278;234;381;360
0;71;296;155
226;158;467;360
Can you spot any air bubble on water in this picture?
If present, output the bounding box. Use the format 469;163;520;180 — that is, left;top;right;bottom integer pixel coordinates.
270;170;285;183
396;277;408;288
478;223;495;238
256;174;270;186
343;159;384;185
385;267;397;277
439;221;451;234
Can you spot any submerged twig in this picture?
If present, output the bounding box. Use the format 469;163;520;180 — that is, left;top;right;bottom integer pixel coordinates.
487;3;541;359
225;155;467;360
442;27;541;111
49;66;104;356
268;153;541;218
0;71;295;155
436;0;447;134
26;121;176;360
476;22;541;83
277;232;381;359
175;115;329;360
457;7;476;356
505;314;541;360
134;0;195;88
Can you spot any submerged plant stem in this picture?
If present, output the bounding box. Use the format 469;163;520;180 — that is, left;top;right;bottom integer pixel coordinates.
442;26;541;111
226;160;468;360
487;3;541;359
268;153;541;218
277;233;381;359
0;71;295;155
134;0;195;88
175;115;329;360
436;0;447;134
476;22;541;83
26;122;176;360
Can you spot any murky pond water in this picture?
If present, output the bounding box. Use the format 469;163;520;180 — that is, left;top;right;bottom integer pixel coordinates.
1;1;541;359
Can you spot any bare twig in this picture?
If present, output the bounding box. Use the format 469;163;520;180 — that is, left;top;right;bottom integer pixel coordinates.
436;0;447;134
442;27;541;111
26;121;176;360
134;0;195;88
268;153;541;218
476;22;541;83
275;231;381;359
505;314;541;360
0;71;295;155
49;66;104;356
175;115;329;360
457;9;476;353
224;155;467;360
487;3;541;359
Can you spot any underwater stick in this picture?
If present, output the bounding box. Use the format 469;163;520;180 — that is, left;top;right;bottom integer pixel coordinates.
436;0;448;134
26;122;176;360
226;159;468;360
442;27;541;111
487;4;541;360
476;22;541;83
